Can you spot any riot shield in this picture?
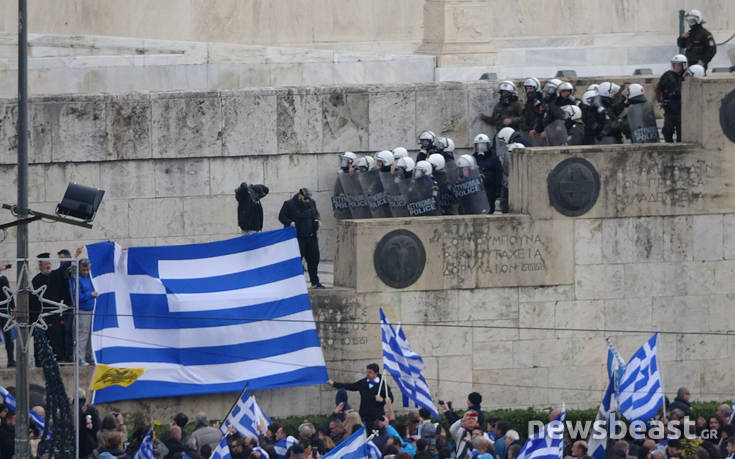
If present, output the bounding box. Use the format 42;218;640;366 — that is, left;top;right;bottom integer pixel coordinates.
380;171;409;217
544;120;568;146
331;173;352;220
406;176;439;217
358;169;391;218
341;172;371;219
436;161;459;215
453;165;491;215
627;102;660;143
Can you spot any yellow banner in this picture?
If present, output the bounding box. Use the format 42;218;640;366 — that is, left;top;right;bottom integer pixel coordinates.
90;364;146;391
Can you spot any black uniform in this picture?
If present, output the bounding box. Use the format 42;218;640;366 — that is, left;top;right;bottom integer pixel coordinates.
543;95;565;128
656;70;684;142
598;98;625;144
236;183;269;233
581;103;606;144
566;119;586;146
278;193;321;286
521;90;544;135
474;152;503;214
433;168;458;216
47;261;73;361
31;270;51;363
332;376;394;429
677;24;717;69
0;274;13;366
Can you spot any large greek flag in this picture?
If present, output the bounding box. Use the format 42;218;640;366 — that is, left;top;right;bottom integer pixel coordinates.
517;408;566;459
618;333;664;423
322;426;375;459
87;228;328;403
380;308;439;418
588;340;626;459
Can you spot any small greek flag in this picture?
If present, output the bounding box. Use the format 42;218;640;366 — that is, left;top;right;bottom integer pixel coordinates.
0;384;46;432
588;339;626;459
134;431;154;459
274;436;299;459
212;436;232;459
221;389;272;437
517;408;566;459
322;425;375;459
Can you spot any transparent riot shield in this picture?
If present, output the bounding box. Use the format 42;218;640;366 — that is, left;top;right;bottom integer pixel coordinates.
435;161;459;215
406;176;439;217
627;102;660;143
341;172;371;219
544;119;569;146
453;165;491;215
380;171;409;217
331;173;352;220
358;169;391;218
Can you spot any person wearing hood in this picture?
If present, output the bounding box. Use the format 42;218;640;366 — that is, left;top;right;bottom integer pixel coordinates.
279;188;324;289
236;182;270;234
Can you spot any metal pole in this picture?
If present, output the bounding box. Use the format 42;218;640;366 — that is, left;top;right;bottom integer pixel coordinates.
15;0;30;455
74;261;79;459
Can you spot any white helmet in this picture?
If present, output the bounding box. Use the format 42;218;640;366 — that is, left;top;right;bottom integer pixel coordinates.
436;137;450;150
628;83;645;99
523;78;540;90
395;156;415;172
497;127;515;144
375;150;394;167
597;82;614;98
557;82;574;94
456;155;474;169
685;9;703;26
587;84;599;92
544;78;562;94
341;151;357;168
581;90;598;106
507;143;525;153
366;156;376;170
418;130;436;147
355;156;370;171
686;64;705;78
392;147;408;160
671;54;688;70
561;105;582;121
445;138;455;153
499;80;517;94
414;160;433;178
610;83;621;96
474;133;491;144
427;153;446;172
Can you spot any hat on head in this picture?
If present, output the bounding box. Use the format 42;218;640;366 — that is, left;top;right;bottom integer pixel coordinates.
299;188;312;199
37;253;50;259
57;249;71;257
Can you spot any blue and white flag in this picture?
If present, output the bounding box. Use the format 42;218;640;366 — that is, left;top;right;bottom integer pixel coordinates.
134;431;154;459
380;309;439;418
588;340;626;459
212;436;232;459
618;333;664;423
517;408;566;459
0;384;46;432
274;436;299;459
221;389;272;437
86;228;328;403
322;425;375;459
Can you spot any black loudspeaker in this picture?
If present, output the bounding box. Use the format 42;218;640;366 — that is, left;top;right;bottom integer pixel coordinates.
56;183;105;222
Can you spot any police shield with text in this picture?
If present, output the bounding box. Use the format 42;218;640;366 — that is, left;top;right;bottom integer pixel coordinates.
344;157;373;219
358;153;392;218
453;155;490;215
406;161;440;217
623;84;659;143
429;153;458;216
332;152;356;219
376;150;409;217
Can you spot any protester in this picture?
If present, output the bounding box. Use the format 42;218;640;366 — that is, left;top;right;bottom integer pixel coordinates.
278;188;324;289
69;258;97;366
236;182;270;234
190;411;222;451
327;363;394;430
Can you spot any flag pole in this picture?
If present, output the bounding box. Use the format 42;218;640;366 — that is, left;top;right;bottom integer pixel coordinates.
657;335;666;420
221;382;250;428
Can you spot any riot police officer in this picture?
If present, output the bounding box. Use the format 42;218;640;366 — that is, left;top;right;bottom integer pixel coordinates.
656;54;687;143
580;89;605;144
395;157;415;179
557;82;578;107
677;9;717;71
417;130;438;162
480;81;523;132
622;84;659;143
428;153;458;216
521;77;545;139
597;82;625;144
561;105;585;146
473;133;502;214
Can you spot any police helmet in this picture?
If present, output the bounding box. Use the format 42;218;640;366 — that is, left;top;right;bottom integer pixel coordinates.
414;160;433;178
427;153;446;172
561;105;582;121
685;9;703;26
396;156;415;172
627;84;645;99
497;127;515;144
686;64;705;78
523;78;540;90
499;80;517;95
375;150;394;168
392;147;408;160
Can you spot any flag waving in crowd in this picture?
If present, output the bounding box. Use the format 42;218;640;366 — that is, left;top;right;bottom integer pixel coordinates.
618;333;664;423
134;431;154;459
321;425;379;459
220;388;272;437
588;339;626;459
380;308;439;418
85;228;328;403
517;407;566;459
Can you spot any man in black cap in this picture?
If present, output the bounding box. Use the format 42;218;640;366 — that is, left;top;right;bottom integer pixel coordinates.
235;182;269;234
31;253;53;364
278;188;324;289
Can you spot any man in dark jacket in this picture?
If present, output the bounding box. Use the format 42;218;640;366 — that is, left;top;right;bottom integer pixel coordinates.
278;188;324;289
656;54;687;143
236;182;269;234
668;387;692;417
327;363;394;430
480;81;523;132
0;265;14;367
31;253;53;364
677;9;717;71
473;134;502;214
0;412;14;458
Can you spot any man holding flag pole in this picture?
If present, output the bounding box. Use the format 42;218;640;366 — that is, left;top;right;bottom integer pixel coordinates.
327;363;393;431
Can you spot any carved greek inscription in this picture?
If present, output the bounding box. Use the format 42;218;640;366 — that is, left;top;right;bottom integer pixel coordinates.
615;159;713;208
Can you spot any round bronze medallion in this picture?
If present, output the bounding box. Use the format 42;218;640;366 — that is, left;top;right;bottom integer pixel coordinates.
720;89;735;143
547;157;600;217
373;229;426;289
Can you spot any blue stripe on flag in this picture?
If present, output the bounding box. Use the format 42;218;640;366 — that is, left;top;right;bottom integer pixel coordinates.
94;329;321;365
93;365;326;404
92;292;118;331
129;293;312;329
87;241;116;276
127;228;297;277
160;258;303;294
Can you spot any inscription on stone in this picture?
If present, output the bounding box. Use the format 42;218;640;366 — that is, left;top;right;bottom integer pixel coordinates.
614;159;713;208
